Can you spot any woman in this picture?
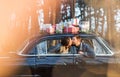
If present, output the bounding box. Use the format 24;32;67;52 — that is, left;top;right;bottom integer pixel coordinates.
59;37;72;54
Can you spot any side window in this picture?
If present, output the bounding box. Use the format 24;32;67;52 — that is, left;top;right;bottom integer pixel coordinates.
93;39;106;55
36;39;61;54
25;41;47;55
22;44;38;56
28;47;37;55
47;39;61;54
36;41;47;54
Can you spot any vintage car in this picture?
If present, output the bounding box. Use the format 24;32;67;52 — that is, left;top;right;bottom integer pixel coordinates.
1;33;120;77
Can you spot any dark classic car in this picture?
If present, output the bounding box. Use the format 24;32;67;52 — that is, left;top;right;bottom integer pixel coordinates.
2;33;120;77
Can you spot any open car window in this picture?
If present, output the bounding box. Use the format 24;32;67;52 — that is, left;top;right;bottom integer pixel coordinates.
22;37;95;56
36;39;74;55
21;38;73;56
38;38;95;55
36;39;62;54
21;35;113;57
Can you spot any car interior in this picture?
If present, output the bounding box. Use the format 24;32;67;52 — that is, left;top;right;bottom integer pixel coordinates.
21;36;113;57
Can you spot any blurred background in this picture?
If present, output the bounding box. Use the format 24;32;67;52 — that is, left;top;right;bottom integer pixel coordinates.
0;0;120;76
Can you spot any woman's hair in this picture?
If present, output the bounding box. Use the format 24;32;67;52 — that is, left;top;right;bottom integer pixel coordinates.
60;37;71;54
61;37;71;46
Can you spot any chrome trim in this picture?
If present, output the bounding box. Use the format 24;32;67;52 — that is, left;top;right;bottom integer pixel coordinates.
95;54;113;56
18;53;74;57
18;42;30;55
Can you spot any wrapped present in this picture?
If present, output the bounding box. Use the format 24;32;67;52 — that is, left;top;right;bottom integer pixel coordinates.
63;26;79;34
46;27;55;34
74;27;80;33
52;24;56;30
41;24;55;34
56;24;63;33
41;24;51;31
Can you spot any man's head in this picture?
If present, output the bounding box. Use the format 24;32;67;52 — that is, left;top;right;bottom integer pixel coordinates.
72;35;81;46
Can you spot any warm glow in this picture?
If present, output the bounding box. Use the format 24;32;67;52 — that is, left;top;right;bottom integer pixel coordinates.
0;0;120;77
0;0;35;76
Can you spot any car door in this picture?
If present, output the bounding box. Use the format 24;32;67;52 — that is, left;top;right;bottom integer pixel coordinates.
34;37;74;77
73;37;114;77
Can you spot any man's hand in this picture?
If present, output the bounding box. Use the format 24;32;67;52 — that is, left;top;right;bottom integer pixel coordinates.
78;51;84;54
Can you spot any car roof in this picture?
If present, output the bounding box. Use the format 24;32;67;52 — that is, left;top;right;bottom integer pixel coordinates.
28;33;97;43
48;33;96;37
44;32;95;38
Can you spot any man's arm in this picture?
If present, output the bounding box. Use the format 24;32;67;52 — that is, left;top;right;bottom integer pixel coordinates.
82;43;96;58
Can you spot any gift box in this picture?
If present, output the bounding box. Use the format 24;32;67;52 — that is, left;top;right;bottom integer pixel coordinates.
56;24;63;33
52;24;56;30
41;24;51;31
41;24;55;34
74;27;80;33
63;26;79;34
46;27;55;34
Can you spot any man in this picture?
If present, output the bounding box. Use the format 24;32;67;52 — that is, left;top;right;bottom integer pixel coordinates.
72;35;95;58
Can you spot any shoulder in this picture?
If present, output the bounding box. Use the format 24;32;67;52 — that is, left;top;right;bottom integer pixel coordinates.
81;42;91;49
82;42;88;46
